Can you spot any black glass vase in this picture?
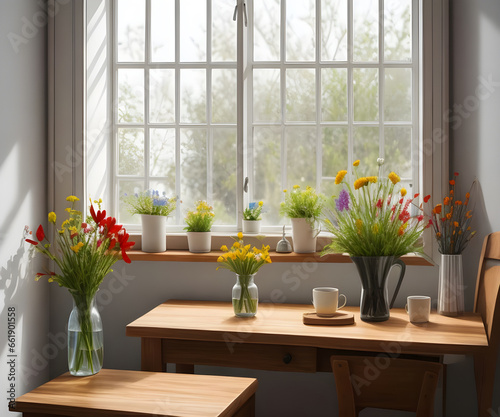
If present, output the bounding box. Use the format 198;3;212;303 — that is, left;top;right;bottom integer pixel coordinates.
351;256;406;322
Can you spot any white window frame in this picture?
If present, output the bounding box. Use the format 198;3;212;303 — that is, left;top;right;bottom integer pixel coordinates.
48;0;449;262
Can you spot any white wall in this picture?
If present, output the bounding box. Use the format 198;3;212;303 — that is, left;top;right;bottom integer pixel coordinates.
0;1;49;415
449;0;500;416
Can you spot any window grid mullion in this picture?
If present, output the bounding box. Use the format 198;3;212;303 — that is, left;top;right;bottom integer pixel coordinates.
315;0;322;191
174;0;181;224
347;0;354;171
280;0;287;190
207;0;213;203
145;0;151;193
379;0;385;160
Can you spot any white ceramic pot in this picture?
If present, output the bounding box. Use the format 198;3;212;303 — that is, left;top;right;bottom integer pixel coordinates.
291;218;320;253
140;214;167;252
438;254;465;316
186;231;212;253
242;220;261;234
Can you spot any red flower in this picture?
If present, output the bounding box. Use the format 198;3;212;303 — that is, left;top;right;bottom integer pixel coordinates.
36;224;45;241
117;230;135;264
426;219;433;228
454;172;459;176
90;203;106;224
449;180;455;186
26;239;39;246
108;238;117;252
417;215;424;222
99;217;122;238
376;199;383;208
423;195;431;203
414;193;420;199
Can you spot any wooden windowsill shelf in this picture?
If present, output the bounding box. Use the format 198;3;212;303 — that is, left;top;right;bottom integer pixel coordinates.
127;250;433;266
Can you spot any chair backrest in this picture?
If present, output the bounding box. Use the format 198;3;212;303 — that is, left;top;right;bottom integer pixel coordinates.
473;231;500;352
330;355;442;417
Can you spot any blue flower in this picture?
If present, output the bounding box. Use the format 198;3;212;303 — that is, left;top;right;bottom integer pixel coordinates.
249;202;257;210
335;189;350;212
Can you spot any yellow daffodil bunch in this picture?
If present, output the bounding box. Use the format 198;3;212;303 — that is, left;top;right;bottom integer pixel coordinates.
184;200;215;232
217;232;272;275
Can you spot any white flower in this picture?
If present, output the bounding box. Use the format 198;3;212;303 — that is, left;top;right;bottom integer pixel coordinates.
377;158;385;166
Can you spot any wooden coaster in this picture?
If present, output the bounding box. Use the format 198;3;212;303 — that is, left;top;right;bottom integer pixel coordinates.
303;311;355;325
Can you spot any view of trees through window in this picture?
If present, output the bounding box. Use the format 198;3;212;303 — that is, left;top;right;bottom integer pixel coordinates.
114;0;417;229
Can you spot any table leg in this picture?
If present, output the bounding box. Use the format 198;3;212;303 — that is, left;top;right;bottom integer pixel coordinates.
474;352;496;417
233;394;256;417
141;338;165;372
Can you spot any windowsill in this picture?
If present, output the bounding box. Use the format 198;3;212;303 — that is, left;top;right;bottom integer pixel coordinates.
127;250;433;266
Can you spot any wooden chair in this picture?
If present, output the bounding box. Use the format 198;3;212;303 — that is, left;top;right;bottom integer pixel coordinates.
473;231;500;417
330;355;442;417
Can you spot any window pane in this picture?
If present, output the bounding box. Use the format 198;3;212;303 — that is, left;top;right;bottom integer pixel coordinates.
180;0;206;62
212;0;236;62
384;0;411;62
118;69;144;123
286;69;316;121
286;0;316;61
321;0;347;61
213;128;237;225
353;68;378;121
253;127;282;225
253;69;281;123
322;127;349;196
353;126;379;176
353;0;379;62
149;69;175;123
384;126;412;180
118;128;144;176
119;180;145;224
180;129;207;209
150;128;176;180
151;0;175;62
149;180;176;200
254;0;280;61
180;69;206;123
384;68;412;122
321;68;347;121
212;69;237;124
286;127;316;187
117;0;145;62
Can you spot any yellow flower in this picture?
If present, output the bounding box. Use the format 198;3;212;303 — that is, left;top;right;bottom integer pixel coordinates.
48;212;56;224
70;242;84;253
356;219;363;234
400;188;407;197
354;177;368;190
335;170;348;185
217;256;224;262
293;185;300;189
353;160;360;167
258;201;263;206
283;189;287;193
372;224;379;234
66;195;80;202
220;245;228;252
237;232;243;240
388;172;400;185
68;226;78;234
233;241;241;249
65;207;71;213
366;176;377;184
61;219;70;228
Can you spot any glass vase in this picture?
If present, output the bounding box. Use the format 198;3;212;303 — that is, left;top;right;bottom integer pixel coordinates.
232;274;258;317
68;293;103;376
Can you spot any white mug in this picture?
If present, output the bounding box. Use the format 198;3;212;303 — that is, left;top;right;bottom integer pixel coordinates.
405;296;431;324
313;287;347;317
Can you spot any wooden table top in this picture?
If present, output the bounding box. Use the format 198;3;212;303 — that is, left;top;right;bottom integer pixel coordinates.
12;369;258;417
126;300;488;355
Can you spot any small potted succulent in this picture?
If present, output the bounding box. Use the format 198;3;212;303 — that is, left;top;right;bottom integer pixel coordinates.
184;200;215;253
242;201;264;234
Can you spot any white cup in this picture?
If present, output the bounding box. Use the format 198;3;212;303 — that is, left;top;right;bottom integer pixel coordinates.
312;287;347;317
405;296;431;323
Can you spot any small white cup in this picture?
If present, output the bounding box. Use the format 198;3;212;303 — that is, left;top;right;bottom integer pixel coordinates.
313;287;347;317
405;296;431;324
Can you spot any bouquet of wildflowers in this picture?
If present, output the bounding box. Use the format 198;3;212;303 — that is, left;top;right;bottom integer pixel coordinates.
243;201;264;221
184;200;215;232
323;160;432;257
280;185;324;225
431;173;476;254
25;196;134;374
123;190;176;217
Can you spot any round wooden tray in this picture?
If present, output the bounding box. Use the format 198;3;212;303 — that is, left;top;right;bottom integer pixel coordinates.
303;311;355;325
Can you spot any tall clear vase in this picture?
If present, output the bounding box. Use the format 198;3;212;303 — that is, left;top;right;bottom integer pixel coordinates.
68;293;103;376
232;274;258;317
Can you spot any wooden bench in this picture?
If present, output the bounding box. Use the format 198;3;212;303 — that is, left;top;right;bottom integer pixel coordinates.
9;369;257;417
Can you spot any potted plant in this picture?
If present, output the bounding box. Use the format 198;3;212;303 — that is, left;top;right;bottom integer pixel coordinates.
123;190;176;253
280;185;324;253
242;201;264;233
430;173;476;316
323;159;432;322
184;200;215;253
25;196;134;376
217;232;272;317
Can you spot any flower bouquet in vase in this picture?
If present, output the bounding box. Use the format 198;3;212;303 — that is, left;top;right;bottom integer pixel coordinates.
184;200;215;253
323;159;432;322
25;196;134;376
217;232;272;317
123;190;176;252
431;173;476;316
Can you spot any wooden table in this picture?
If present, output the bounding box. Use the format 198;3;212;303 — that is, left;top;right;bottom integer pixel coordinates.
126;300;488;393
10;369;257;417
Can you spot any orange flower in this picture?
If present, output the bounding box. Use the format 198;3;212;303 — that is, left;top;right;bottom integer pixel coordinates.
433;204;442;214
436;232;442;238
466;210;472;219
443;197;450;205
454;221;459;228
465;192;470;199
449;180;455;186
455;200;462;205
446;213;452;220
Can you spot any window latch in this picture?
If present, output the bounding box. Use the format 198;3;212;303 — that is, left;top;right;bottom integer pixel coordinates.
233;1;248;27
243;177;249;193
